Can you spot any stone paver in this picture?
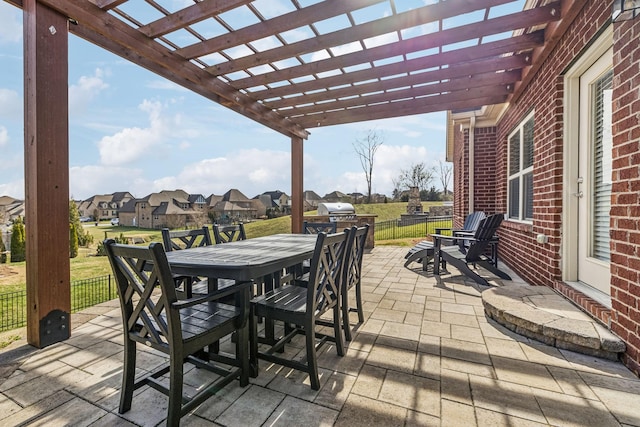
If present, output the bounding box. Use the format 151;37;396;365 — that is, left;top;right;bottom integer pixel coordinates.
0;245;638;426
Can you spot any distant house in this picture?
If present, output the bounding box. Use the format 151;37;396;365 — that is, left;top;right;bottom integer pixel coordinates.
254;190;290;217
119;189;207;229
323;191;350;203
0;196;24;225
77;192;134;221
303;190;324;211
210;189;258;223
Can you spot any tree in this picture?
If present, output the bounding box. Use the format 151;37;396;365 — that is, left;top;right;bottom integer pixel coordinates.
10;217;26;263
353;129;383;203
69;224;79;258
438;160;453;196
69;199;93;247
396;162;436;192
0;234;6;263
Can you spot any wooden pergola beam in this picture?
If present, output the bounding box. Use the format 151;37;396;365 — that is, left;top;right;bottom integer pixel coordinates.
255;52;530;101
23;0;71;347
269;70;521;113
217;2;558;86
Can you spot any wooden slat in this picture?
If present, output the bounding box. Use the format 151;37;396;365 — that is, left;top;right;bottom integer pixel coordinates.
42;0;308;139
172;0;383;56
89;0;127;10
255;53;529;101
276;72;517;116
266;69;521;111
209;1;558;79
231;30;544;91
510;0;584;104
139;0;253;38
295;90;509;128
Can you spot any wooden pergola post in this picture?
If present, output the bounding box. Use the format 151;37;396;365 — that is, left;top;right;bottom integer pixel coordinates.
23;0;71;347
291;136;303;234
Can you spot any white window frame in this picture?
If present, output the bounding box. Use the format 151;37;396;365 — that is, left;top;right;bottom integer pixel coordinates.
507;111;535;222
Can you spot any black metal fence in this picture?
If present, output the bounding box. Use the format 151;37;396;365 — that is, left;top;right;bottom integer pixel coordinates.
374;215;453;241
0;275;115;332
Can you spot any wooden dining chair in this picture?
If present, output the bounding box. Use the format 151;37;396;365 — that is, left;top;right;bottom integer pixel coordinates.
249;229;351;390
162;226;214;298
341;224;369;341
302;221;337;234
104;239;251;427
213;223;247;244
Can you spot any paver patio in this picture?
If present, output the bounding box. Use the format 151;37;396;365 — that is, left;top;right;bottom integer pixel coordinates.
1;246;638;426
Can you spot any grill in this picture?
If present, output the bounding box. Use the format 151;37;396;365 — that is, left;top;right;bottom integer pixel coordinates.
317;202;356;220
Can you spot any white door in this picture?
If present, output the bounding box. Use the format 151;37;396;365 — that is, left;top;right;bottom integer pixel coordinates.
577;50;613;294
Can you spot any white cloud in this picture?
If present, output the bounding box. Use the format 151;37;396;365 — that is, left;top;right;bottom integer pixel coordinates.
0;126;8;147
0;88;22;120
69;68;109;114
70;165;147;199
150;149;291;197
97;100;167;166
0;8;21;45
0;179;24;199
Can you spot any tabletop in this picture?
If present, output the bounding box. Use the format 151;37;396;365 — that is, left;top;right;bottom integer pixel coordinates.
165;233;318;281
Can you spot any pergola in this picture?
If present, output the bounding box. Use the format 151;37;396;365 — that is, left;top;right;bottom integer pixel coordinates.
6;0;578;347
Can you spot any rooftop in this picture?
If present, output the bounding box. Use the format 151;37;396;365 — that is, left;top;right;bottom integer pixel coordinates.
1;246;638;426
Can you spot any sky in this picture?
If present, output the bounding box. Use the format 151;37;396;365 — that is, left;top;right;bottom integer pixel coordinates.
0;1;457;201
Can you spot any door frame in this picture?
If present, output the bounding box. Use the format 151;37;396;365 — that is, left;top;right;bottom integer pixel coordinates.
562;25;612;283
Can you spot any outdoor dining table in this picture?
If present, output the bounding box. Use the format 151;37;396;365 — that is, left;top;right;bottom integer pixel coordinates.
164;233;319;374
164;233;318;283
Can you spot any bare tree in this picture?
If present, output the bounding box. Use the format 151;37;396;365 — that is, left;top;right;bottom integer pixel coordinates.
396;162;436;192
438;160;453;195
353;129;383;203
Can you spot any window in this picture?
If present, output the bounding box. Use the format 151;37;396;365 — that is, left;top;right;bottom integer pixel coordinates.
508;112;534;221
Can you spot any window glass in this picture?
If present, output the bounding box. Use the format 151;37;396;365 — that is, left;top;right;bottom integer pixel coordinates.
507;112;534;221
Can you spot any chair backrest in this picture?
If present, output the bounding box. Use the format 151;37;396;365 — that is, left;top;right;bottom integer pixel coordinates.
303;221;337;234
306;229;351;316
464;214;504;262
213;223;247;244
342;225;369;292
462;211;486;232
104;239;179;352
162;227;212;252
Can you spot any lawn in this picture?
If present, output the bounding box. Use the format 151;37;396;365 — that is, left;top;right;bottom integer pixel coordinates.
0;201;446;289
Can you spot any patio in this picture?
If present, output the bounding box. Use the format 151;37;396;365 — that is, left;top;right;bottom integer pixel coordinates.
1;246;638;426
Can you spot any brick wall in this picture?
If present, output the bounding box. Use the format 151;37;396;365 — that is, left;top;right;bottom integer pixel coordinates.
495;0;610;289
610;15;640;376
472;127;498;215
453;0;640;373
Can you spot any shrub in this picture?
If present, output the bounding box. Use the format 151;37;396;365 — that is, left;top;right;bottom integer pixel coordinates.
0;235;6;263
69;224;79;258
10;218;26;263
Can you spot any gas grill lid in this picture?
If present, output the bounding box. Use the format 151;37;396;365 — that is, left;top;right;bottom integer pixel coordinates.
317;202;355;216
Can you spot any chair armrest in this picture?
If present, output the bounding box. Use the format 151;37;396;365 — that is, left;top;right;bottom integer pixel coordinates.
434;227;452;235
172;280;252;309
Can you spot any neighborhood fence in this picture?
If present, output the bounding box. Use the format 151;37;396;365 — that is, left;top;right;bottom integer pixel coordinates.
0;274;116;332
374;215;453;241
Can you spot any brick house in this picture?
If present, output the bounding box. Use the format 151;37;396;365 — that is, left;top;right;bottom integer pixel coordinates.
76;192;134;221
448;1;640;375
119;190;207;229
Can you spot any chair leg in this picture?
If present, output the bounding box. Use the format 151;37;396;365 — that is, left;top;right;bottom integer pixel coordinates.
249;306;259;378
455;262;490;287
119;338;136;413
333;305;345;356
341;289;352;342
355;281;365;323
236;321;249;387
305;324;320;390
167;351;184;427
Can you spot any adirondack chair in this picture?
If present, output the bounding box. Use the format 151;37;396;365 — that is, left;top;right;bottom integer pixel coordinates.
404;211;485;270
432;213;511;287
